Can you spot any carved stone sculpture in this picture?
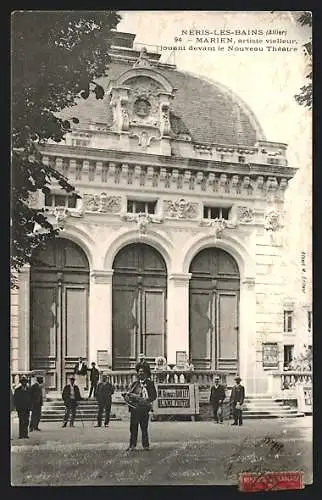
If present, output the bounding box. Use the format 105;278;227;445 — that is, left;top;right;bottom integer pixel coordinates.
84;194;122;214
264;209;281;231
166;198;198;219
238;206;254;223
200;218;227;238
121;212;163;234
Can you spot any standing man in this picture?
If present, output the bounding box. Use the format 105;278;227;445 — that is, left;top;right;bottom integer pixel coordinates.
62;376;82;427
135;353;151;379
230;376;245;426
210;376;226;423
73;357;88;397
13;375;32;439
88;362;100;400
29;376;43;431
95;374;115;427
126;367;157;451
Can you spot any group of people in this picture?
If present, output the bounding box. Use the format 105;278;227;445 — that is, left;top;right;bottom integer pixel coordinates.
210;375;245;426
12;354;246;443
12;375;43;439
61;354;157;450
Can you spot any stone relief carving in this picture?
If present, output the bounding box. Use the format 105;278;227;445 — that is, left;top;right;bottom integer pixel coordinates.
129;130;159;150
264;209;282;231
165;198;198;219
200;218;227;238
121;213;163;234
84;194;122;214
133;98;151;118
238;206;255;223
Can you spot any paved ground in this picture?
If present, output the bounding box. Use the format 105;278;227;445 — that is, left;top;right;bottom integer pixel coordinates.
11;416;312;486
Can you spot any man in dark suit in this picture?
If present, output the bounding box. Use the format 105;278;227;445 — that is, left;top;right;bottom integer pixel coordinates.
95;374;115;427
210;376;226;423
13;375;32;439
88;362;100;399
126;367;157;451
135;353;151;379
230;376;245;426
29;376;43;431
62;376;82;427
73;357;88;396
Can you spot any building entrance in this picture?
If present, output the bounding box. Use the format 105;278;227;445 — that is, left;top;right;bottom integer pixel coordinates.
112;243;167;370
189;248;240;371
30;238;89;392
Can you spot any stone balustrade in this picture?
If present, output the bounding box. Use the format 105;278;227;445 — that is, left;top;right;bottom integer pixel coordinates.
40;155;290;200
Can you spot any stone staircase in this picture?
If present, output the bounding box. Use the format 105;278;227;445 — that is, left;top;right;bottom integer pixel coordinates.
41;398;122;422
242;395;304;419
36;393;304;422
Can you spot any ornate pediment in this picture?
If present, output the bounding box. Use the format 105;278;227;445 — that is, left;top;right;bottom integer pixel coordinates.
108;63;176;147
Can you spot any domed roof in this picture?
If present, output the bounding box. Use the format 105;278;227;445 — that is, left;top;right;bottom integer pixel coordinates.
62;60;265;147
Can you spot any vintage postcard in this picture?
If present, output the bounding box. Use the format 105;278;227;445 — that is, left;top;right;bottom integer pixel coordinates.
11;10;312;487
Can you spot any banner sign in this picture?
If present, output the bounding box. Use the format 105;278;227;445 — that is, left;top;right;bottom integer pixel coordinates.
154;383;199;415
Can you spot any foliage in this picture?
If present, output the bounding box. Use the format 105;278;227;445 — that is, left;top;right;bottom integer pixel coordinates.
294;11;312;109
11;11;121;287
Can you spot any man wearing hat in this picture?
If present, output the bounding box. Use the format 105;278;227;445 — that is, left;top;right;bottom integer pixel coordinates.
95;374;115;427
230;376;245;426
209;376;226;423
62;376;82;427
13;375;32;439
135;353;151;379
29;376;44;431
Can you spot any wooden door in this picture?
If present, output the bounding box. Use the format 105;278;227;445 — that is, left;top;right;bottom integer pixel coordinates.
30;239;89;392
189;248;239;371
112;243;167;370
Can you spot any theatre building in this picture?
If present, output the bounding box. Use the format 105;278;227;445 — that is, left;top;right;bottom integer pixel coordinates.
11;31;304;397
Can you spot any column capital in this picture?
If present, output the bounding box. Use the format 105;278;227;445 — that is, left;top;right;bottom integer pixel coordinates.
90;269;114;284
242;277;256;289
168;273;192;286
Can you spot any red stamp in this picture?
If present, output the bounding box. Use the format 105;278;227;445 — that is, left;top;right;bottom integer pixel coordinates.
239;471;304;492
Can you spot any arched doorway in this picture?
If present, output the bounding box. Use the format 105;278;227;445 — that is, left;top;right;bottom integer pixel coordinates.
189;248;240;371
112;243;167;370
30;238;89;392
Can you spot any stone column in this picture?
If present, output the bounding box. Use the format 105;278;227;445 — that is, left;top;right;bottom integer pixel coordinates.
18;265;30;371
166;273;191;365
239;277;257;393
88;270;113;368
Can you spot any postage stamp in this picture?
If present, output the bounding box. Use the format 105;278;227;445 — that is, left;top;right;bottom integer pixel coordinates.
239;471;304;492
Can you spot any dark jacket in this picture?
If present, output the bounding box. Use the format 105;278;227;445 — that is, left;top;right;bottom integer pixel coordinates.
210;384;226;405
230;384;245;405
135;360;151;378
73;361;88;375
96;381;114;403
129;378;157;403
89;367;100;383
30;382;43;408
13;385;32;411
62;384;82;404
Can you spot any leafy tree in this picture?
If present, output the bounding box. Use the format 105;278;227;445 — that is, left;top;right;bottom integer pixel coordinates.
11;11;121;287
294;11;312;109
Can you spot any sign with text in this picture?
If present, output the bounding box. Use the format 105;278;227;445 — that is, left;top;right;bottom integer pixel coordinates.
97;350;111;368
154;383;199;415
262;343;279;368
296;384;312;414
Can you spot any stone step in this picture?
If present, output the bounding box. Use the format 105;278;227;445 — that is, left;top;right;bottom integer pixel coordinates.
245;405;292;411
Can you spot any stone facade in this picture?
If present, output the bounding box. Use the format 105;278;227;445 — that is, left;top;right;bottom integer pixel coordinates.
11;33;310;395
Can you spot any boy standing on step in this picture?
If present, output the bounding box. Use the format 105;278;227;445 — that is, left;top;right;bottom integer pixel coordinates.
230;376;245;426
